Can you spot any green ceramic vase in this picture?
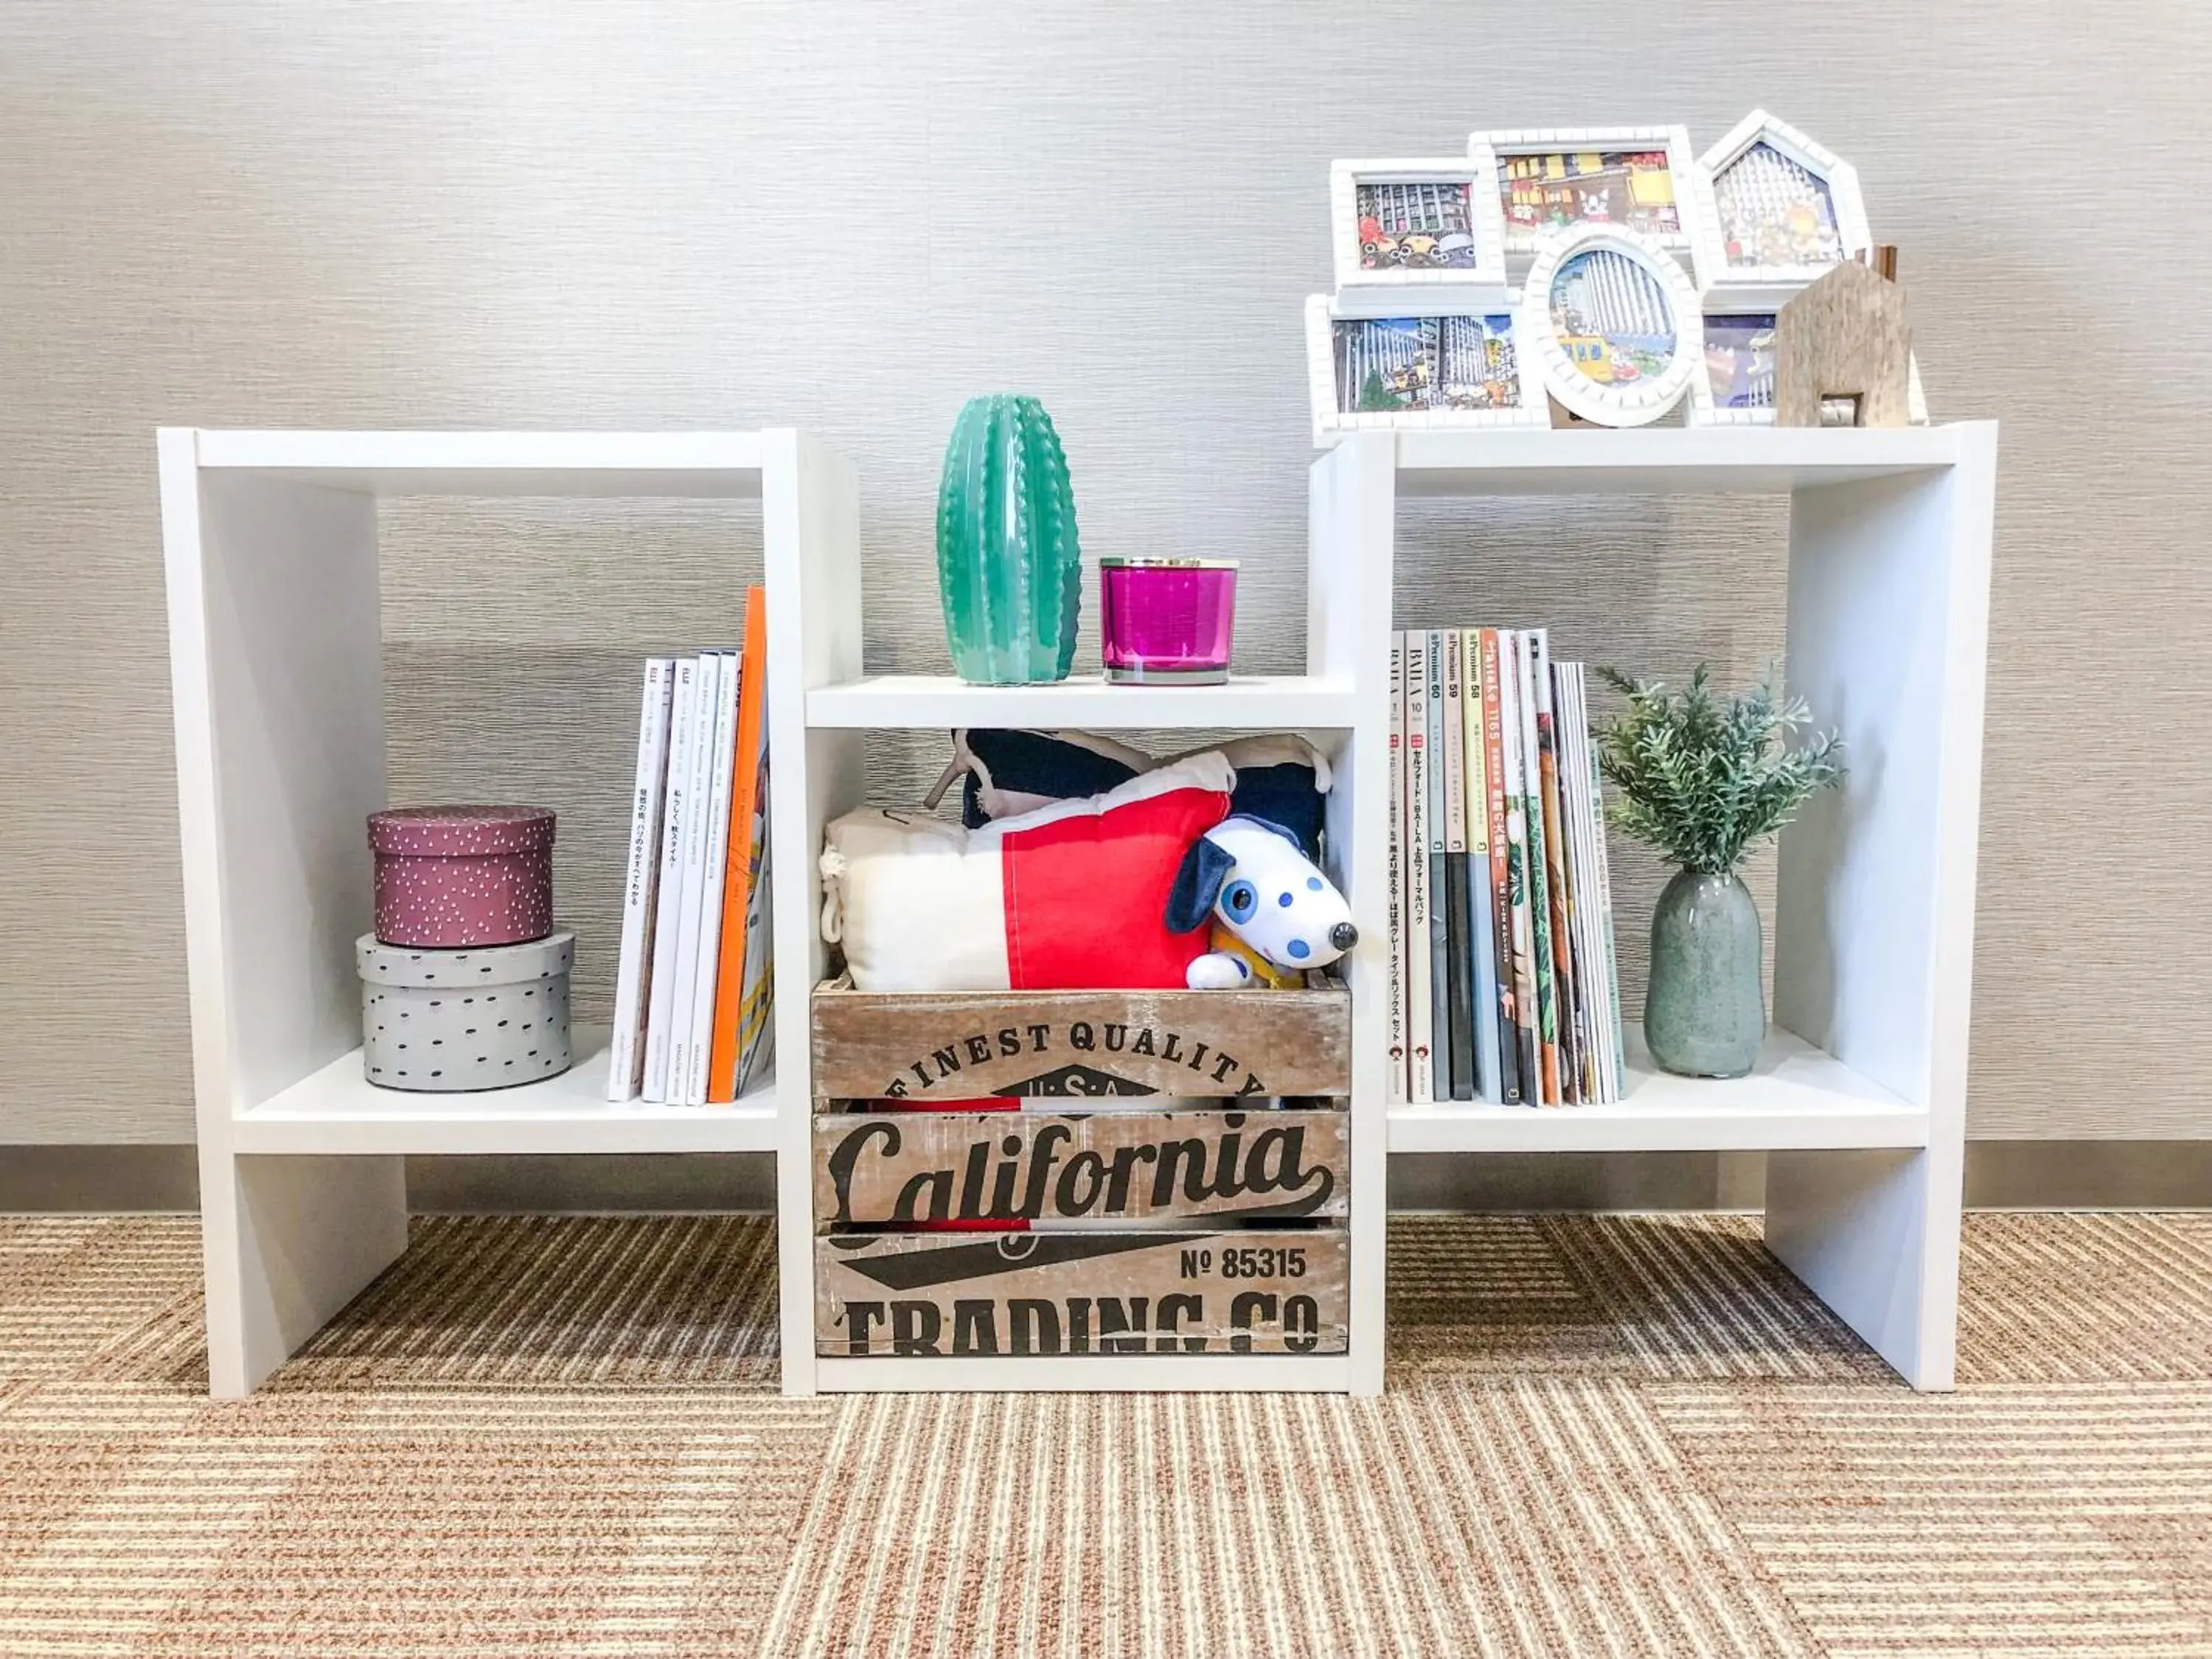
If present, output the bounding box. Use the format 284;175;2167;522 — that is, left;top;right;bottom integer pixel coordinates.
1644;868;1764;1078
935;394;1081;685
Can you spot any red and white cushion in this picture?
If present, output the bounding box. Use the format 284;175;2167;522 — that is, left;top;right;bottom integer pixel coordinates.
821;752;1234;992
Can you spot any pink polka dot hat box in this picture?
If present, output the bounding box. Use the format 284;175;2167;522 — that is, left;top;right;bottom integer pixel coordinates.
368;804;555;949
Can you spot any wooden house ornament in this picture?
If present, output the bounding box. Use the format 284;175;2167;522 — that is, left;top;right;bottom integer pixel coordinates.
1775;246;1912;428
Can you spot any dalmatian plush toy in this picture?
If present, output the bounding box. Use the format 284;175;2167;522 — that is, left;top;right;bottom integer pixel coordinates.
1165;815;1359;990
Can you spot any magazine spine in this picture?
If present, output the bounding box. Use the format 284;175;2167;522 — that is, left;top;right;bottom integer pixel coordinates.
1568;664;1619;1103
682;649;742;1106
1385;639;1408;1106
1551;658;1594;1104
1439;630;1476;1102
1425;630;1450;1104
1581;667;1628;1098
641;658;700;1103
663;653;723;1102
606;658;675;1102
1461;629;1501;1104
1496;633;1540;1102
709;588;771;1104
1512;632;1559;1104
731;764;777;1093
1402;631;1434;1105
1531;630;1579;1105
1479;630;1523;1106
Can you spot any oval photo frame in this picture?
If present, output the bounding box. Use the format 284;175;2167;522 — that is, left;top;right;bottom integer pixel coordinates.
1520;226;1703;427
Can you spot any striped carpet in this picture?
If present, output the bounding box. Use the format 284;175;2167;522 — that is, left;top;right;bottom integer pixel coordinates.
1;1214;2208;1657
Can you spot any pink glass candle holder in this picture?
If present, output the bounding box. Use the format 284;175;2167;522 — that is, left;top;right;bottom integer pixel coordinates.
1099;557;1239;686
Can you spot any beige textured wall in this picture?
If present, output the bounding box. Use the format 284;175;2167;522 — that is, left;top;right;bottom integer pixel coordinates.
1;2;2206;1144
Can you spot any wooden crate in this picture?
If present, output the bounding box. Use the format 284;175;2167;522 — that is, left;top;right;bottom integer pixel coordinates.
815;1108;1347;1229
816;1228;1348;1357
811;984;1351;1102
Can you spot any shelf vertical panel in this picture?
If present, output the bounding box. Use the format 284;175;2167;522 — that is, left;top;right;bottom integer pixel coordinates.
762;428;866;1397
159;431;408;1395
1767;420;1995;1391
1310;432;1396;1397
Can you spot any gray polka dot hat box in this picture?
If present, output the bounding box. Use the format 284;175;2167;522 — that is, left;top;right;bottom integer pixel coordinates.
357;931;574;1091
362;806;570;1091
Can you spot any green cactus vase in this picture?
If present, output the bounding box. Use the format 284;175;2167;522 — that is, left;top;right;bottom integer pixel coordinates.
936;395;1081;685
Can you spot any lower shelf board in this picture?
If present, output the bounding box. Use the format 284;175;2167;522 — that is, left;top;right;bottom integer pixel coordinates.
817;1229;1348;1357
229;1026;778;1155
1386;1026;1928;1153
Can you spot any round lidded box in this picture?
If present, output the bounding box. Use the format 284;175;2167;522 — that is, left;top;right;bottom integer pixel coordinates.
369;805;554;947
358;931;573;1091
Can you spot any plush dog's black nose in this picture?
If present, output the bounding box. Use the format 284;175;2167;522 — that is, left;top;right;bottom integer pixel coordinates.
1329;922;1359;951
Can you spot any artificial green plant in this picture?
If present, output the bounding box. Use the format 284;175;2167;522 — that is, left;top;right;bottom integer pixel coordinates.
1594;664;1846;875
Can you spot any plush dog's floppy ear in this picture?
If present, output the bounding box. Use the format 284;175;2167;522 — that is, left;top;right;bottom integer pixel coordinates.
1164;835;1236;935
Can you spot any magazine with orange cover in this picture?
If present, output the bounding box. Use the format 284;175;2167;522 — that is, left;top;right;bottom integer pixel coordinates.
706;587;768;1102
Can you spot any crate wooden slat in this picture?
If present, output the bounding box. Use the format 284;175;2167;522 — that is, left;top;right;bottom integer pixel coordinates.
811;985;1352;1102
816;1228;1349;1357
814;1108;1347;1229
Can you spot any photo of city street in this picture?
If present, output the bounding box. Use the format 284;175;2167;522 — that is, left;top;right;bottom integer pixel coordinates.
1355;179;1481;269
1548;248;1677;387
1498;148;1682;249
1703;313;1778;409
1333;315;1522;413
1438;315;1521;408
1334;317;1436;411
1712;141;1843;267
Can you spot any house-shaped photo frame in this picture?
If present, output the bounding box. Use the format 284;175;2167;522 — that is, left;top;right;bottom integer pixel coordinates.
1470;126;1704;282
1304;294;1543;447
1329;159;1511;317
1691;110;1872;310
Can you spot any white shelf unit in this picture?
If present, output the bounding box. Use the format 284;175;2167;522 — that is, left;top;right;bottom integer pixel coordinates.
159;428;841;1398
770;460;1391;1399
1354;422;1998;1392
164;420;1994;1401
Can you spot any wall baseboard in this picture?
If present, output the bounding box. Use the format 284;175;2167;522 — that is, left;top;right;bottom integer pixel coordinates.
6;1143;2208;1215
0;1146;204;1212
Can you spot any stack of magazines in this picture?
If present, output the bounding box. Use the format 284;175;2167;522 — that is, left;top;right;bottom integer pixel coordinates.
1388;627;1624;1107
607;587;773;1105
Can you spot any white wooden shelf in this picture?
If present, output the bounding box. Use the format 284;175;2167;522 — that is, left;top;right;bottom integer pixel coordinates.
1393;424;1969;496
192;429;767;497
1349;420;1998;1394
233;1029;776;1157
777;439;1392;1399
1388;1029;1925;1154
805;673;1358;730
162;421;1994;1404
160;428;821;1399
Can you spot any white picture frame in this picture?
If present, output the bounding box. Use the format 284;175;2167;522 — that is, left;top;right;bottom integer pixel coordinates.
1329;158;1511;317
1470;125;1704;282
1691;110;1872;309
1304;293;1543;448
1519;226;1703;428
